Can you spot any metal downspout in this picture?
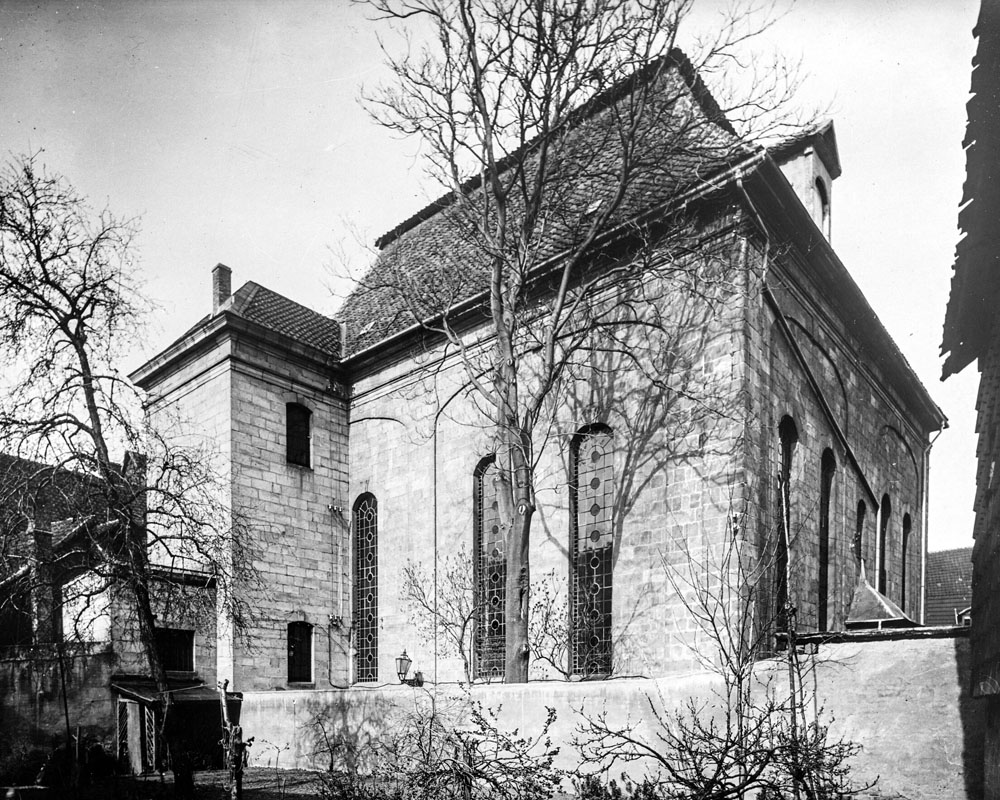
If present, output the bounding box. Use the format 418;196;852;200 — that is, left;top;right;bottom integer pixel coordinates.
921;428;944;624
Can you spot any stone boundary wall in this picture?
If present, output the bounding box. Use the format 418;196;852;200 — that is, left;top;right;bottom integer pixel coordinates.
241;633;982;799
0;645;116;749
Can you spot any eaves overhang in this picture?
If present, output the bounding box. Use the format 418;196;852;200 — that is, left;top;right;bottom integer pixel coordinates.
343;149;767;377
741;157;947;436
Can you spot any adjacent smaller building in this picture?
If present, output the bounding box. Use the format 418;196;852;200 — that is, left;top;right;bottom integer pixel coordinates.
0;454;219;774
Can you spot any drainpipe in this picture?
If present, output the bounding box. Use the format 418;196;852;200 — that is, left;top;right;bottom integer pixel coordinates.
431;382;473;713
921;427;945;624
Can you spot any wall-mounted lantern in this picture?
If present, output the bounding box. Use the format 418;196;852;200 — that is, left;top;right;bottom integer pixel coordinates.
395;649;423;687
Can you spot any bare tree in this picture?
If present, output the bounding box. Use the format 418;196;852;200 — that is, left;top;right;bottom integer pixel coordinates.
0;153;261;793
574;500;873;799
349;0;807;682
312;690;562;800
402;547;479;684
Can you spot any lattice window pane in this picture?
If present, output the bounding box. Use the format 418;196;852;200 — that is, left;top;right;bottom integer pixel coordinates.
354;494;378;682
570;428;614;677
142;705;157;773
474;457;505;679
117;700;129;764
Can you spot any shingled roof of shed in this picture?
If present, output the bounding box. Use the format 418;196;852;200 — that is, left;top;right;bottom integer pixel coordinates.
338;50;747;358
925;547;973;626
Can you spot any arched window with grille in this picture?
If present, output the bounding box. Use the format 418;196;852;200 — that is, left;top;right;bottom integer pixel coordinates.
854;500;866;567
775;416;798;632
818;449;836;631
354;493;378;682
901;513;912;612
878;494;892;596
473;456;505;680
569;425;614;677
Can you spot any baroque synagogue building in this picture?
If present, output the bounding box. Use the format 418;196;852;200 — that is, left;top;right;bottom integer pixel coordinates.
127;54;944;695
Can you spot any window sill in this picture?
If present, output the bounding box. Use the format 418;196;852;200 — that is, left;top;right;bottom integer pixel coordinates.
285;462;313;472
287;681;315;689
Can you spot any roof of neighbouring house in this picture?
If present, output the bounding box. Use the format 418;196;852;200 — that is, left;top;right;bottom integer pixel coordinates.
925;547;973;626
0;453;107;530
338;49;748;358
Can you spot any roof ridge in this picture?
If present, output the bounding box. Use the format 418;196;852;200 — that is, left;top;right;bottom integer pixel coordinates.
232;281;262;314
372;47;736;251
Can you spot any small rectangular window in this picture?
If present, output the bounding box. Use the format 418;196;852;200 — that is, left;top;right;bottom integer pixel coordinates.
155;628;195;672
287;621;313;683
286;403;312;467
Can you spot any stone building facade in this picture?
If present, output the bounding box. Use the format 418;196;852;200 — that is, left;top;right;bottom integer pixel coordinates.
131;275;351;691
0;53;950;785
130;90;943;695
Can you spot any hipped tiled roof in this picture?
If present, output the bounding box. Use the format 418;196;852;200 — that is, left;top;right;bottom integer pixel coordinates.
338;50;746;358
168;281;342;360
226;282;341;358
925;547;973;626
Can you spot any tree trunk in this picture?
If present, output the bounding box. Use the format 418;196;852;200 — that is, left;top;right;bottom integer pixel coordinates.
504;504;532;683
500;419;534;683
128;518;194;797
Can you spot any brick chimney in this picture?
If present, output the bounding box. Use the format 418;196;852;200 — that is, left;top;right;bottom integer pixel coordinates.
213;263;232;314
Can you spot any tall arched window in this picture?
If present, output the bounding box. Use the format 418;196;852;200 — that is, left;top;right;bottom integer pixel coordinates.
775;416;798;632
287;621;313;683
818;449;836;631
878;494;891;596
570;425;614;677
901;513;912;612
286;402;312;467
854;500;866;568
354;493;378;682
473;456;505;680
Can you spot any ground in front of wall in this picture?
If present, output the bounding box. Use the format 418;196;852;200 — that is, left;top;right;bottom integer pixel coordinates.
4;768;325;799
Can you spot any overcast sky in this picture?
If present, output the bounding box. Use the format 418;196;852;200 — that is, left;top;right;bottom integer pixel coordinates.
0;0;981;551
